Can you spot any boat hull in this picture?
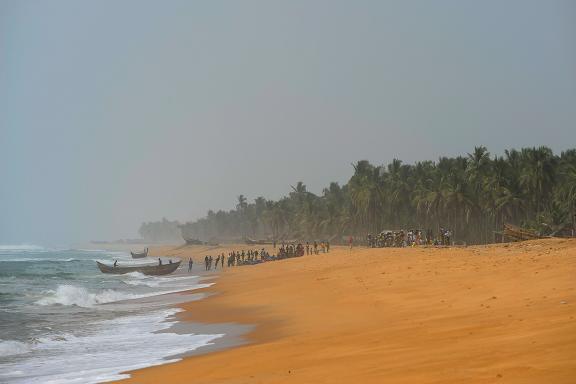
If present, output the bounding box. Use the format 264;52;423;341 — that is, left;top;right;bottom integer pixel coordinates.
96;261;181;276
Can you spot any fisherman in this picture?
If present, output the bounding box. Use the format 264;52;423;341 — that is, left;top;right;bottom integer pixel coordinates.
306;242;310;255
188;257;193;272
204;255;209;271
169;259;173;264
113;260;118;267
221;253;224;268
214;255;220;270
158;258;162;266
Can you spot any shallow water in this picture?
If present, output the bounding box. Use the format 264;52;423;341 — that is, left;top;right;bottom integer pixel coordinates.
0;245;221;383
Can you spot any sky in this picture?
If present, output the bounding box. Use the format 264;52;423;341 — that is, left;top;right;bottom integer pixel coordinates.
0;0;575;246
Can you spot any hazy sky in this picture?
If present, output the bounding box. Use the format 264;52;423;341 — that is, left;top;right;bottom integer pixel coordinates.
1;0;575;245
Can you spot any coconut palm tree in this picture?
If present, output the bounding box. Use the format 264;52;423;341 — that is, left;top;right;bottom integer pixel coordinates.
165;146;574;245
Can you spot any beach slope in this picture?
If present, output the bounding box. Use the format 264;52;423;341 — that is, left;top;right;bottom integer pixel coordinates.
118;239;576;383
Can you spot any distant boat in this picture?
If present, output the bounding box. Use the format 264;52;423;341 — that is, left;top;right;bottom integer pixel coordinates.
96;260;181;276
244;237;274;245
130;249;148;258
183;237;206;245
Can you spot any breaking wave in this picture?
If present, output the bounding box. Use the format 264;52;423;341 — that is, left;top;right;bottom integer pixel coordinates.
0;245;47;253
35;285;141;308
0;340;31;357
35;283;210;308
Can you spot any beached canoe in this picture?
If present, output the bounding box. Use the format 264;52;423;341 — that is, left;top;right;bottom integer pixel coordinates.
96;260;181;276
130;249;148;258
183;237;207;245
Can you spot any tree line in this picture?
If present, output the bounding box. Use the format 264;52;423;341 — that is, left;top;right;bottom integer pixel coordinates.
138;218;182;243
146;146;576;245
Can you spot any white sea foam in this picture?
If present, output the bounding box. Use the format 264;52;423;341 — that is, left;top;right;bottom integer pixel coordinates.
123;279;161;288
121;272;200;288
35;285;144;307
123;271;148;279
0;340;31;357
35;283;212;308
0;309;224;384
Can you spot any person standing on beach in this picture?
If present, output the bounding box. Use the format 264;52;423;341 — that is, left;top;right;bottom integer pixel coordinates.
188;258;193;272
221;253;224;268
204;255;209;271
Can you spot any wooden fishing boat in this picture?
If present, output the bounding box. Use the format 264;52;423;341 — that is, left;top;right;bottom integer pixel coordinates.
96;260;181;276
244;237;274;245
503;223;548;242
130;249;148;258
183;237;206;245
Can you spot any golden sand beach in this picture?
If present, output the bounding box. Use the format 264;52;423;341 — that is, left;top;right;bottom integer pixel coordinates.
116;239;576;383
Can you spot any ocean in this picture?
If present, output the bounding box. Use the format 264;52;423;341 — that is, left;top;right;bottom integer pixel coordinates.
0;245;222;384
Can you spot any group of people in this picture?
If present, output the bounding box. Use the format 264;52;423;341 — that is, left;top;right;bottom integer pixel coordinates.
277;241;330;257
366;228;453;248
186;241;332;273
189;249;272;271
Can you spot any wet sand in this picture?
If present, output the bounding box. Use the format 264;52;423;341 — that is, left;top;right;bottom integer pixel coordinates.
116;239;576;383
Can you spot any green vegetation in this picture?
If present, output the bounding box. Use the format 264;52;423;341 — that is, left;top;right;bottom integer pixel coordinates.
155;147;576;244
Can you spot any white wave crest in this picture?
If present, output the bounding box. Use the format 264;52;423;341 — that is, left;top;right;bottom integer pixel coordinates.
0;340;31;357
122;272;164;287
36;285;141;308
0;257;82;262
35;283;210;308
123;271;147;279
0;244;45;251
123;280;161;288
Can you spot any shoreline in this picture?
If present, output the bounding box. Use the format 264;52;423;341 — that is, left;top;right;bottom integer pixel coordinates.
115;239;576;383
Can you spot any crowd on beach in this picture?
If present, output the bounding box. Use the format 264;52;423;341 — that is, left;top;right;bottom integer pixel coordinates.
366;228;453;248
188;241;331;272
185;230;456;272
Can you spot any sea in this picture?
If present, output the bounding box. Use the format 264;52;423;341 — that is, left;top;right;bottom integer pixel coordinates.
0;245;222;384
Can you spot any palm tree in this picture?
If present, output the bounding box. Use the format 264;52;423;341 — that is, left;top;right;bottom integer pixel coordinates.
519;147;556;222
166;146;574;245
349;161;384;234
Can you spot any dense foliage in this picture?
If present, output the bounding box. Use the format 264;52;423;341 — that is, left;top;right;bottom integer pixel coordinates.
156;147;576;245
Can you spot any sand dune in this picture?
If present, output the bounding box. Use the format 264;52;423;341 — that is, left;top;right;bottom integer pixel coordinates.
117;239;576;383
